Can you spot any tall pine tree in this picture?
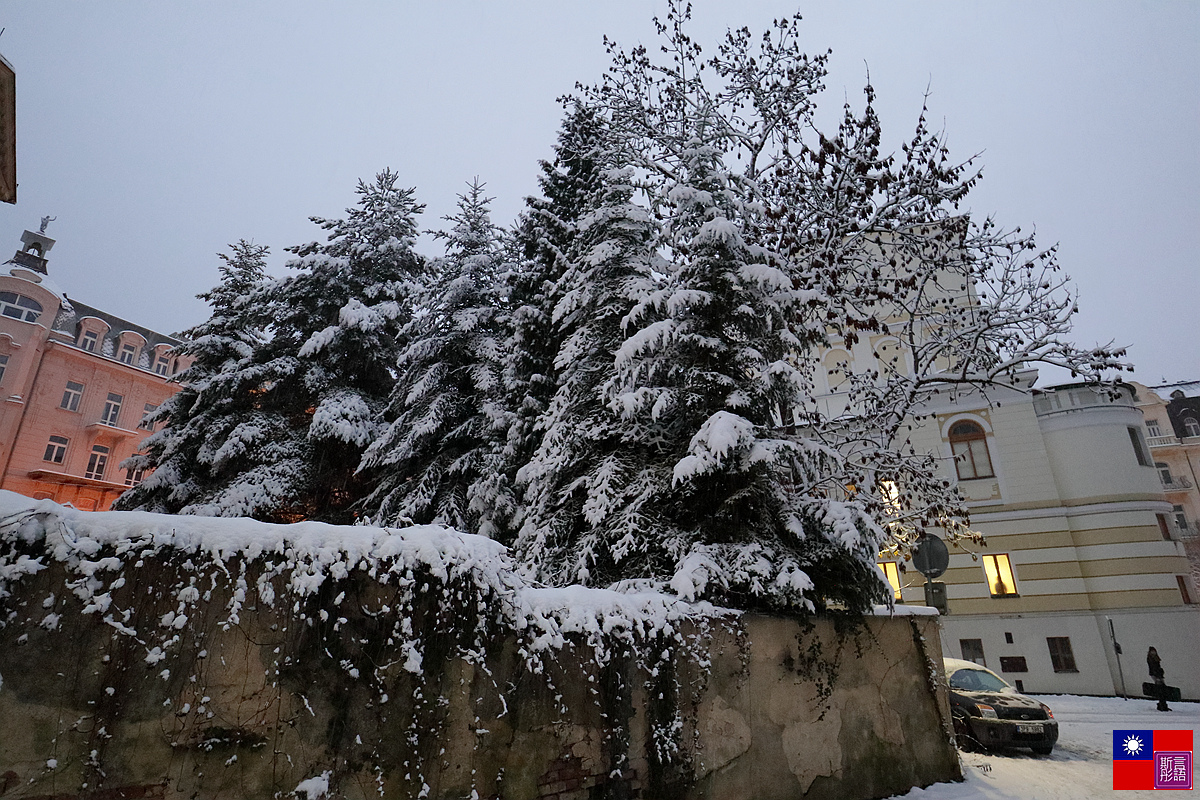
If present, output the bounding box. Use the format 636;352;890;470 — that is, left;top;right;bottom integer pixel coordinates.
115;240;270;513
514;165;659;585
360;180;508;532
496;106;608;542
125;171;427;523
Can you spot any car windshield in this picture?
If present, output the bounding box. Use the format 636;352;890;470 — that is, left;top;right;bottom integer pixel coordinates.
949;667;1011;693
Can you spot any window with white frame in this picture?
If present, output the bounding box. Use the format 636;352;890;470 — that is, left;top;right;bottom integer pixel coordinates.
1186;418;1200;438
124;465;145;486
1157;462;1173;484
154;354;170;375
0;291;43;323
80;330;99;352
1146;418;1162;437
139;403;158;430
84;445;109;480
0;353;7;384
43;435;68;464
60;380;84;412
119;343;137;365
949;420;995;480
100;392;123;426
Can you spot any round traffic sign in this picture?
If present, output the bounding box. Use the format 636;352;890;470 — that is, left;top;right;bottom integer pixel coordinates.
911;534;949;579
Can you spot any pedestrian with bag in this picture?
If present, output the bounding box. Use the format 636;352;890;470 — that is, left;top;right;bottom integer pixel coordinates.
1147;646;1170;712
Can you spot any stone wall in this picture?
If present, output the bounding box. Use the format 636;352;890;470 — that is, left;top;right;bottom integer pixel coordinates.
0;548;959;800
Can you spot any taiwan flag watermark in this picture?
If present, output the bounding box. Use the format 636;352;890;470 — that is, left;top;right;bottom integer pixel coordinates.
1113;730;1193;790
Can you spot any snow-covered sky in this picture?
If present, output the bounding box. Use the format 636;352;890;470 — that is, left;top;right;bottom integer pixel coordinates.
2;2;1196;383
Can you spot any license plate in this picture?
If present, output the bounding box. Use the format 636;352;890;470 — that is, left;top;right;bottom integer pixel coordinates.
1017;723;1042;734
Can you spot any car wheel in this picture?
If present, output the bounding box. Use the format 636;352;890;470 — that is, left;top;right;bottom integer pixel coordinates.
952;712;980;752
1031;744;1053;756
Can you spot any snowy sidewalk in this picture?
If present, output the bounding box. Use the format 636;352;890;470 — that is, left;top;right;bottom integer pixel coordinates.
892;694;1199;799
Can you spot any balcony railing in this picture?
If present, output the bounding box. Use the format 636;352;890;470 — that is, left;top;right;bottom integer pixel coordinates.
1147;435;1178;448
1161;475;1194;491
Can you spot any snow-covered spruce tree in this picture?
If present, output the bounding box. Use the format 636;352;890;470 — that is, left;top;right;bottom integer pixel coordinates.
545;2;1128;613
495;105;610;542
360;180;508;532
514;164;659;585
115;240;270;513
146;171;427;524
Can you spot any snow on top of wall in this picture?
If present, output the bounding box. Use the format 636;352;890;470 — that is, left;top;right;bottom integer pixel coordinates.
0;490;723;659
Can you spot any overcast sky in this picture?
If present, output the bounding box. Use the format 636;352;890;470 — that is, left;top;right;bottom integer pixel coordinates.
1;1;1196;384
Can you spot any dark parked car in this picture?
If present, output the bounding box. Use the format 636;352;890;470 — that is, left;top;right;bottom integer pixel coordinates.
944;657;1059;755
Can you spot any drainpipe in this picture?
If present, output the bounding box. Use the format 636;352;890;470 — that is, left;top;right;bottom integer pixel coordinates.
1108;617;1127;699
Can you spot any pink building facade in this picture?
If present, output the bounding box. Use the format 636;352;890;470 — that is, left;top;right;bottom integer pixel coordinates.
0;227;189;510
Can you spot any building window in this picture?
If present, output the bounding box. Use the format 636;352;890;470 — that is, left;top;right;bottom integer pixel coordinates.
1179;576;1195;605
1156;462;1173;484
949;420;994;480
154;354;170;375
959;639;986;667
1128;426;1152;467
84;445;110;481
998;656;1028;673
124;465;145;486
100;392;123;426
823;349;851;391
0;353;7;384
0;291;43;323
1145;419;1162;437
1186;418;1200;438
877;561;902;601
139;403;159;430
60;380;84;412
42;435;68;464
119;343;137;365
1046;637;1078;673
80;330;99;352
1004;631;1014;644
983;553;1019;597
1173;505;1189;533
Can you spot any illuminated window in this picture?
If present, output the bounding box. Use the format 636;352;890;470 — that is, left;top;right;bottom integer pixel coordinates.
949;420;994;480
877;561;902;601
1046;637;1077;672
80;330;99;352
60;380;84;412
43;435;68;464
982;553;1018;597
85;445;110;481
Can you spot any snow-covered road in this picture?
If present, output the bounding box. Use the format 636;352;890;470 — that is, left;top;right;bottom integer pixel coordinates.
892;694;1199;799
